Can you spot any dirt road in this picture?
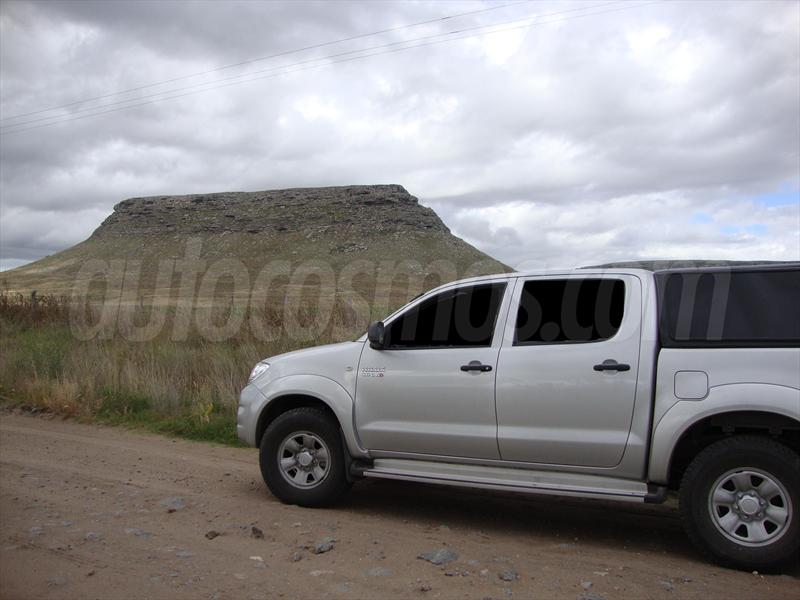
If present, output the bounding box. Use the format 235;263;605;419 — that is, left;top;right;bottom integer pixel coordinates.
0;414;797;600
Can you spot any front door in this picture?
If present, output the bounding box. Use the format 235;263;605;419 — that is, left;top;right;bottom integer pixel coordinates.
495;275;642;467
355;280;510;459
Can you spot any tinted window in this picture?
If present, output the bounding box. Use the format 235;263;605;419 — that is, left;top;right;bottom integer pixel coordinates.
386;283;506;348
515;279;625;344
657;268;800;346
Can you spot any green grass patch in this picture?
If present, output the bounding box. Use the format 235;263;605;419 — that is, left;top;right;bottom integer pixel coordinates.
3;324;72;379
98;389;152;416
0;396;246;448
94;409;246;447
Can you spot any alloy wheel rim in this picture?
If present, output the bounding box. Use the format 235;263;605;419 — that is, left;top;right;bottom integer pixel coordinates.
708;467;791;547
278;431;330;489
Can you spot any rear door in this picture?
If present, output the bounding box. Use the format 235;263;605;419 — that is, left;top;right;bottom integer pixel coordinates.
495;275;642;467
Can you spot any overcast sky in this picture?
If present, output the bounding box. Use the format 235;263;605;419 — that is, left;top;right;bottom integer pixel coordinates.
1;0;798;271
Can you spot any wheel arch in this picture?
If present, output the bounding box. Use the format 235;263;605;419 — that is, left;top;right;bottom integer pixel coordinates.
666;410;800;488
256;394;336;447
254;374;368;459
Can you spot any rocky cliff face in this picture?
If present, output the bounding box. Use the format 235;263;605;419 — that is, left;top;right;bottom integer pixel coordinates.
94;185;449;238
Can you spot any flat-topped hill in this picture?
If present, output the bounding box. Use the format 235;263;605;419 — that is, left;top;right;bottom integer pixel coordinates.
3;185;509;306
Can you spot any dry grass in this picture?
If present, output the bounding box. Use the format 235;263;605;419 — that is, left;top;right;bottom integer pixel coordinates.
0;292;371;444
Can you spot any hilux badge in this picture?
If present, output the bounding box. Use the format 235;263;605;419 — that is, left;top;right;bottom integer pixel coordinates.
361;367;385;378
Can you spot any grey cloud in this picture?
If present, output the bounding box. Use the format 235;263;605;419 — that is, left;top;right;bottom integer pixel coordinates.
1;0;798;270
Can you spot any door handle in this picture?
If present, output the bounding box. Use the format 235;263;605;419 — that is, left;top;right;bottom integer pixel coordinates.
593;359;630;372
460;362;492;372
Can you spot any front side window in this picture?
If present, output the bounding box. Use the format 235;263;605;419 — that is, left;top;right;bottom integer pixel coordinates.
514;278;625;345
385;282;506;348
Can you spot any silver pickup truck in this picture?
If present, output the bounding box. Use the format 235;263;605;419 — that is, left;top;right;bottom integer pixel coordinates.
238;264;799;571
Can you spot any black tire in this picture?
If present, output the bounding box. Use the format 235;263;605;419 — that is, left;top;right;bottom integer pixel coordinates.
259;407;351;507
679;435;800;572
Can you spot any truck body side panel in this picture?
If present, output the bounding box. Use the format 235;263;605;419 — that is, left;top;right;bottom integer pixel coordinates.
648;347;800;483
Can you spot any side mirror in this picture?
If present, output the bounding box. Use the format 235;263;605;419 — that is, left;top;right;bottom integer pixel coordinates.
367;320;385;350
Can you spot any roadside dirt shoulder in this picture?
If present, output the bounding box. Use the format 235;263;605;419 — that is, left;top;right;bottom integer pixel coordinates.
1;414;797;599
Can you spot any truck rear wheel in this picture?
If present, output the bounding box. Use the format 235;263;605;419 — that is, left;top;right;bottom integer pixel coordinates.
679;435;799;572
259;407;351;507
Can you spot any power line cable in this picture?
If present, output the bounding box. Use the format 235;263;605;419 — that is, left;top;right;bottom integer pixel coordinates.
0;1;650;135
0;1;658;136
1;1;623;131
0;0;531;122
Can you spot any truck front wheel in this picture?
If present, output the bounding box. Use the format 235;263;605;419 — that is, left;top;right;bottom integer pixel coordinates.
259;407;351;507
680;435;799;572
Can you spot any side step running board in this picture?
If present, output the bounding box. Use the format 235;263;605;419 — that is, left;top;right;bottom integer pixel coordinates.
356;458;666;503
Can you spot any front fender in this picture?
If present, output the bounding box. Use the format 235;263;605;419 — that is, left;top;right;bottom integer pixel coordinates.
238;374;369;459
648;383;800;484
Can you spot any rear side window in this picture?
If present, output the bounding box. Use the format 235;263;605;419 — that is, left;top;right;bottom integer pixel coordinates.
657;268;800;347
385;282;506;348
514;279;625;345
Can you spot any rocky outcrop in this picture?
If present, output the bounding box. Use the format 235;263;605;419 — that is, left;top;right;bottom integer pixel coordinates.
93;184;449;238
